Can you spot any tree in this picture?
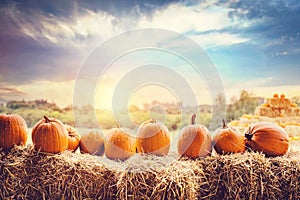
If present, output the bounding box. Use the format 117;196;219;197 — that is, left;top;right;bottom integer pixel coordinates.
226;90;260;121
209;93;226;130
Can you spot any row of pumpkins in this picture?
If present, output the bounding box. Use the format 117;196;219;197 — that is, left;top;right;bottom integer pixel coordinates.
0;113;290;160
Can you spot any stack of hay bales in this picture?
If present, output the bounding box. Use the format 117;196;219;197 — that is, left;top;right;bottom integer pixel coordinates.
1;145;300;199
255;94;300;117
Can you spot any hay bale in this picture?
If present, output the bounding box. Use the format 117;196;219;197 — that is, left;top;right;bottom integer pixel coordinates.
255;106;271;117
258;97;300;118
0;145;299;199
115;155;199;199
278;98;290;109
291;107;300;116
0;146;116;199
284;108;292;116
283;99;291;109
267;98;279;108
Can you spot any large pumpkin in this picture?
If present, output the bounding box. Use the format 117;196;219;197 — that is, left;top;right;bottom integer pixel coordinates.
105;127;136;160
32;116;68;153
244;122;289;156
213;119;245;154
177;114;212;158
136;119;170;156
79;129;104;156
0;113;28;150
65;125;81;152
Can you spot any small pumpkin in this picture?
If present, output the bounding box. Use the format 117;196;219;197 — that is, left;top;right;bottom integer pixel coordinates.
244;122;289;156
32;116;68;153
213;119;245;154
291;103;298;107
136;119;170;156
177;114;212;158
0;113;28;150
105;125;136;160
273;93;279;98
280;94;285;99
79;129;104;156
65;125;81;152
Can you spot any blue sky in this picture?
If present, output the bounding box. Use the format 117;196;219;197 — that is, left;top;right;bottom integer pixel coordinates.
0;0;300;108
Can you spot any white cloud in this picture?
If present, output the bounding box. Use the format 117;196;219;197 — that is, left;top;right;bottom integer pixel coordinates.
137;3;231;33
15;79;113;109
265;36;289;48
275;51;288;56
4;5;121;49
0;83;26;100
190;32;249;48
134;2;251;50
4;1;252;51
18;80;75;107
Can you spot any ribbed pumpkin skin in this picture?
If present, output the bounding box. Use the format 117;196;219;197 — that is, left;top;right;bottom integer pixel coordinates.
213;121;245;154
136;120;170;156
79;129;104;156
65;125;81;152
244;122;289;156
177;124;212;158
0;114;28;150
32;116;68;153
105;128;136;160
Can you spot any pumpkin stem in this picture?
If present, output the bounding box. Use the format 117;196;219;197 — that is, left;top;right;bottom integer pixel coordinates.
245;132;253;140
44;115;51;123
191;114;196;125
222;119;227;128
67;127;76;134
114;120;121;128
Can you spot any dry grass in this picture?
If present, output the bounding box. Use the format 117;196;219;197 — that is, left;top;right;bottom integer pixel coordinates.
0;142;300;200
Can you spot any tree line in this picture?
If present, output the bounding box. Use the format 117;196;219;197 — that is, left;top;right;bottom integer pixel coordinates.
0;90;264;129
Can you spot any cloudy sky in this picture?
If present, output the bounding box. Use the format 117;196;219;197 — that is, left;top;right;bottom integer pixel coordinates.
1;0;300;109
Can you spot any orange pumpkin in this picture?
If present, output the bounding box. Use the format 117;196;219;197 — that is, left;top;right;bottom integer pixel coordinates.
291;103;298;107
213;119;245;154
0;113;27;150
65;125;81;152
273;93;279;98
32;116;68;153
79;129;104;156
177;114;212;158
105;127;136;160
244;122;289;156
280;94;285;99
136;119;170;156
